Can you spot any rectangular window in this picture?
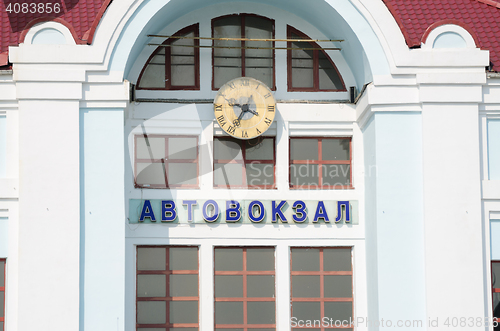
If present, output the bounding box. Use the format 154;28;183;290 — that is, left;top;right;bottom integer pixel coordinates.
135;135;199;189
492;261;500;324
213;137;275;189
0;259;5;331
214;247;276;330
289;137;352;189
291;248;353;330
136;246;199;331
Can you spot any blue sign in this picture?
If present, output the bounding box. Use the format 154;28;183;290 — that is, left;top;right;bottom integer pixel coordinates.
129;199;358;224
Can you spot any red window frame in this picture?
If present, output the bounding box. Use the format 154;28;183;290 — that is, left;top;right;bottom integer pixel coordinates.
214;247;276;330
492;260;500;325
136;246;199;331
137;24;200;90
213;137;276;189
0;258;5;331
134;134;199;189
289;137;353;190
287;25;346;92
212;14;276;91
290;247;353;331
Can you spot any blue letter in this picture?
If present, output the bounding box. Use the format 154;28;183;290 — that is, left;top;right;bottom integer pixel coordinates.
226;200;241;222
313;201;329;223
292;200;307;223
183;200;197;222
248;200;265;223
140;200;156;222
161;200;177;222
335;201;350;223
272;201;287;222
203;200;220;222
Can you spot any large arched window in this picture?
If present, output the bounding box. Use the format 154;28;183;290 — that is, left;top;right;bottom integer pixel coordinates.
287;26;345;92
137;24;200;90
212;14;275;90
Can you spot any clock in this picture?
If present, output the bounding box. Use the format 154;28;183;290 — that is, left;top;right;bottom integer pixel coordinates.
214;77;276;140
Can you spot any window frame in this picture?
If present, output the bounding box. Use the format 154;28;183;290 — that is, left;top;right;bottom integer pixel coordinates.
136;245;199;331
136;23;200;90
213;136;276;189
214;246;276;330
287;25;346;92
211;13;276;91
289;137;353;190
0;258;5;331
134;134;199;189
290;247;353;331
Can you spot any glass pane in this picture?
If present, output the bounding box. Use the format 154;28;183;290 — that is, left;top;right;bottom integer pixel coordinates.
170;301;198;323
324;275;352;298
170;274;198;297
0;261;4;287
246;138;274;160
170;247;198;270
247;301;275;324
169;137;197;160
137;275;166;297
136;162;166;186
324;248;352;271
214;139;243;160
0;322;3;331
290;164;318;187
319;51;343;90
246;163;274;186
292;302;321;321
492;262;500;288
215;275;243;297
137;137;165;160
214;16;242;89
290;139;318;161
247;275;274;298
168;163;197;186
245;16;273;87
322;164;350;186
290;36;314;88
215;302;243;324
494;292;500;319
292;276;320;298
247;248;274;271
171;32;195;86
0;291;3;318
214;163;244;186
139;54;166;88
292;248;320;271
324;302;352;321
137;301;166;324
215;248;243;271
322;139;349;161
137;248;166;270
138;328;165;331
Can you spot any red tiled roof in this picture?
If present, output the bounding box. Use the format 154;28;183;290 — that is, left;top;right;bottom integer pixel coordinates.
384;0;500;71
0;0;499;71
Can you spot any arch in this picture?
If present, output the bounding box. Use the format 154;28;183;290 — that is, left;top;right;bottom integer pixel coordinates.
421;20;480;49
19;17;82;45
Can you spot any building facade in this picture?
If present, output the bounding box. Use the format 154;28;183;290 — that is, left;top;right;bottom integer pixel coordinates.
0;0;500;330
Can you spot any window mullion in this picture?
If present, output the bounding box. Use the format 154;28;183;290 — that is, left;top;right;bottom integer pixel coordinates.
241;15;246;77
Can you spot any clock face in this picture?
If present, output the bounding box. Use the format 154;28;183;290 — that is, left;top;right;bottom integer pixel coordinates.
214;77;276;140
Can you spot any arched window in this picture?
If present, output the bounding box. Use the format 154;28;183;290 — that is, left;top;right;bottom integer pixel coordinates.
137;24;200;90
212;14;275;90
287;26;345;92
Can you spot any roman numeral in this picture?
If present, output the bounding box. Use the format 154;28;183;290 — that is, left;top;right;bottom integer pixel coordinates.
267;105;275;112
217;115;226;127
228;82;236;89
256;128;262;135
215;104;222;111
227;126;236;135
241;79;250;86
264;118;272;126
264;93;271;99
242;130;248;138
